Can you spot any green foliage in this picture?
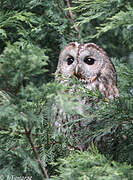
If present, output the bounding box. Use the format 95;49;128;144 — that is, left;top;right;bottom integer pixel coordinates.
0;10;36;53
0;41;48;92
73;0;133;57
0;0;133;179
52;150;133;180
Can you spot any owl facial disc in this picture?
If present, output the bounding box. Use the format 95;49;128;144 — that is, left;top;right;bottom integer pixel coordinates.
56;42;119;99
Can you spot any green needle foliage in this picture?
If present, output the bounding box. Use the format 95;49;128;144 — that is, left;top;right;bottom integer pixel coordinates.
0;0;133;179
73;0;133;57
52;150;133;180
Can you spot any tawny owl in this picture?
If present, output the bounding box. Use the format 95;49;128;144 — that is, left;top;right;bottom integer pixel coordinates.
53;42;119;150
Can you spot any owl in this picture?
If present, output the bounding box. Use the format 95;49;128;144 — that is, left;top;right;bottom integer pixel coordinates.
53;42;119;150
56;42;119;99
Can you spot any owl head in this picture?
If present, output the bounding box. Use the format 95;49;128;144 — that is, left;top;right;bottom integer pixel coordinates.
56;42;119;99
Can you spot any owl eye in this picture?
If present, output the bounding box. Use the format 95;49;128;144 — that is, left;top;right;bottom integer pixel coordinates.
84;57;95;65
67;56;74;65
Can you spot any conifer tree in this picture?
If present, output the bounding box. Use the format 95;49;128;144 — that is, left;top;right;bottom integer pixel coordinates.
0;0;133;179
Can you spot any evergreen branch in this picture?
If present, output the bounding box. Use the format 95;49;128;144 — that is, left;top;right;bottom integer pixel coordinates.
0;128;10;132
56;0;69;19
65;0;81;39
0;127;36;136
21;113;49;179
23;125;49;179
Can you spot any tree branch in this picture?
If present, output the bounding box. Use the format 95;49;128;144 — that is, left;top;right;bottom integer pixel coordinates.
20;112;49;179
0;127;36;136
56;0;69;19
24;125;49;179
65;0;81;39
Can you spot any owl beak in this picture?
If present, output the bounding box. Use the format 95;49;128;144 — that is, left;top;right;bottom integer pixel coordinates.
75;65;79;75
73;65;81;79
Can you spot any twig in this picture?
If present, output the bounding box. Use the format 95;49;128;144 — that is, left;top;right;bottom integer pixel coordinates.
20;112;49;179
0;127;36;136
65;0;81;39
24;125;49;179
0;105;49;177
56;0;69;19
0;128;10;132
